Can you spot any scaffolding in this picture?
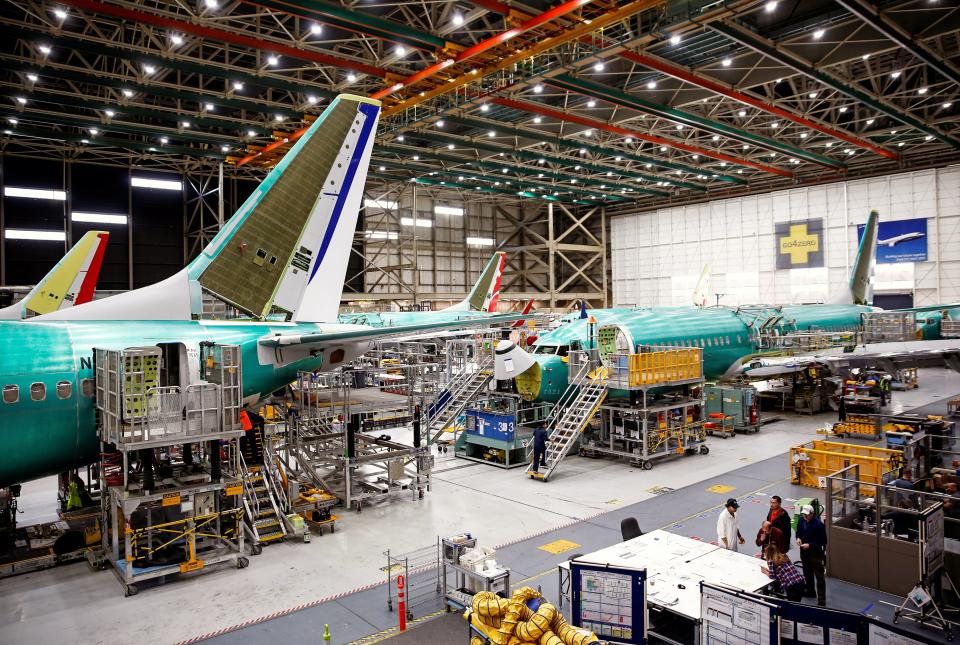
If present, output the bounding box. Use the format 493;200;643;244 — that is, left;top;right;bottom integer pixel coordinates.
94;344;247;597
862;311;917;343
280;369;433;512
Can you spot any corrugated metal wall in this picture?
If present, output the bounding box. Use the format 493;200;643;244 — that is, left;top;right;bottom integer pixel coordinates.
610;166;960;308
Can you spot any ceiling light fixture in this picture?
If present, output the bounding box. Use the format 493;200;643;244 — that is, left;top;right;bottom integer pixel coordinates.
722;58;732;67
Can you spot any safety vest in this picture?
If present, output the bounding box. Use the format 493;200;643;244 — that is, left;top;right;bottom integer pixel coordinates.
239;410;253;431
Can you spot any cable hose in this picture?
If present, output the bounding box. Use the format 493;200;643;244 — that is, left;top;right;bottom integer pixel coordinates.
466;588;598;645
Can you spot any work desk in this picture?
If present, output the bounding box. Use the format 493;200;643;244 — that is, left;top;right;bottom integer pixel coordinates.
563;530;771;622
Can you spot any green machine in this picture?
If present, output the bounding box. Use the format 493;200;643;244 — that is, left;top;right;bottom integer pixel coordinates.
704;383;760;434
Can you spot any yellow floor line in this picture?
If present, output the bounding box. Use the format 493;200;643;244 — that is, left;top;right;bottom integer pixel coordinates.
370;476;792;641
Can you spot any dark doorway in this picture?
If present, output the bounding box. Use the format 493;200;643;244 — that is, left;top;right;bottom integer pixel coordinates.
873;293;913;310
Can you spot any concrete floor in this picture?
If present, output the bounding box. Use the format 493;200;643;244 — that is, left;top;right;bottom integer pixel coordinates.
2;367;959;645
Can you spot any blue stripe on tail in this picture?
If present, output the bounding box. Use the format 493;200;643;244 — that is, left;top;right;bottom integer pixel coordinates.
308;102;380;283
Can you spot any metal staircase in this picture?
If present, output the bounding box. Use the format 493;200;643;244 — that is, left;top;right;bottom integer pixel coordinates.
239;452;288;550
428;352;495;443
526;359;608;482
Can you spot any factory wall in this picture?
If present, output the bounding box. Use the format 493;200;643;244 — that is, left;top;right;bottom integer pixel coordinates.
610;166;960;308
358;188;503;306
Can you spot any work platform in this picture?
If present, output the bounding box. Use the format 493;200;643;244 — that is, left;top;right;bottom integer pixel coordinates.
529;345;709;482
94;344;248;596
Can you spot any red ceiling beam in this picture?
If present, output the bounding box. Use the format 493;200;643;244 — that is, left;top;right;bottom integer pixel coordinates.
618;50;898;160
59;0;388;78
492;97;794;178
370;0;593;100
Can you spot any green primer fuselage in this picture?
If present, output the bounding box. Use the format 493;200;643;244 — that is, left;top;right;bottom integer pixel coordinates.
0;320;334;487
526;304;873;402
337;310;493;328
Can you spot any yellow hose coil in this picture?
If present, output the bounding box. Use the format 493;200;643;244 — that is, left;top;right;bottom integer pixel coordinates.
466;587;598;645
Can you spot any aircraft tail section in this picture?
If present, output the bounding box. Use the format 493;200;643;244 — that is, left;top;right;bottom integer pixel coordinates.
204;95;381;321
0;230;108;319
33;95;380;322
511;299;536;328
443;252;506;312
831;209;878;306
693;263;710;307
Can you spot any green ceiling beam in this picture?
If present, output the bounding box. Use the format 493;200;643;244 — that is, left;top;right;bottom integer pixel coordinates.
445;114;744;187
367;172;588;205
0;24;336;100
411;131;674;197
379;143;662;199
549;74;847;169
0;117;227;159
0;108;236;147
373;157;630;202
2;88;274;136
249;0;451;51
710;20;960;150
3;59;303;119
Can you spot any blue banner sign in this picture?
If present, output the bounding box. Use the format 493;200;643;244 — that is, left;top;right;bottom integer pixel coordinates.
858;217;928;263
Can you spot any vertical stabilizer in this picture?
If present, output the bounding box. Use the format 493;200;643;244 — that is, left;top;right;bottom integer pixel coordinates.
443;252;506;312
693;263;710;307
0;230;109;319
204;95;381;321
833;210;878;305
33;95;380;322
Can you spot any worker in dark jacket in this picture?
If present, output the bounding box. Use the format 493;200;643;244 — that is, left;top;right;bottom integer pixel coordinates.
796;504;827;606
756;521;787;555
766;495;792;552
531;423;549;473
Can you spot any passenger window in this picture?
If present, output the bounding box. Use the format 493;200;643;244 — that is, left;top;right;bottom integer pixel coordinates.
81;378;95;397
56;380;73;399
30;382;46;402
2;385;18;404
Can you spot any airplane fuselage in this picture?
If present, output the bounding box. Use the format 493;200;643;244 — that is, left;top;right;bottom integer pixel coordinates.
518;304;875;402
338;310;493;328
0;320;370;487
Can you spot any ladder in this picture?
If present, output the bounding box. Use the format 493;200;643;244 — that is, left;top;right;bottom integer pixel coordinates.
240;452;288;548
428;351;495;443
526;369;608;482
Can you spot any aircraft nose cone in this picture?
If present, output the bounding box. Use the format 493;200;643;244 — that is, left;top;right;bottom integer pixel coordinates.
494;339;536;380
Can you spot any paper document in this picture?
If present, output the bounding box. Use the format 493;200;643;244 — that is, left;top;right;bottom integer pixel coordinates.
828;628;857;645
797;623;824;644
779;619;795;639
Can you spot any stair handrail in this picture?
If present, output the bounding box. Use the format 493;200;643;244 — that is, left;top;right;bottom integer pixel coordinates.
238;450;262;520
426;351;494;435
524;360;594;462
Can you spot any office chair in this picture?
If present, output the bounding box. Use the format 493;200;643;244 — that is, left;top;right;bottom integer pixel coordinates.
621;517;643;541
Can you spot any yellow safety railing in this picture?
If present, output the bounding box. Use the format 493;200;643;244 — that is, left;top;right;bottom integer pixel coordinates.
790;440;901;492
834;414;882;438
625;347;702;386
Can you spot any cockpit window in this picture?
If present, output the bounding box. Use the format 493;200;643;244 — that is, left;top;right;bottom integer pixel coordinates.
534;345;556;355
556;345;569;357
